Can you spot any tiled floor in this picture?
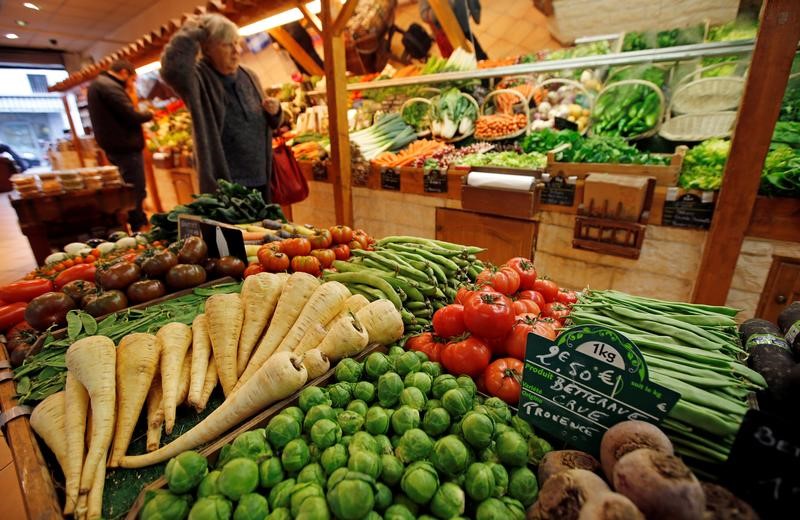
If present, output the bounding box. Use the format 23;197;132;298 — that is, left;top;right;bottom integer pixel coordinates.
1;432;27;518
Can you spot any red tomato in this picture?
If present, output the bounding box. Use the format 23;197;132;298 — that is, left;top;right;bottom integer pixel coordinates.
432;304;466;339
484;358;523;405
543;302;571;321
261;241;284;253
261;251;291;272
533;279;559;302
516;314;558;341
440;335;491;378
505;257;537;290
54;264;96;290
483;334;509;356
405;333;444;363
0;279;54;303
282;238;312;257
539;316;563;334
556;290;578;306
348;240;363;250
0;302;28;332
512;299;541;316
463;290;515;339
291;255;321;276
310;249;335;268
243;263;265;278
517;290;546;309
476;266;520;296
308;229;333;250
476;370;488;394
353;229;371;248
329;225;354;245
455;286;476;305
331;244;351;261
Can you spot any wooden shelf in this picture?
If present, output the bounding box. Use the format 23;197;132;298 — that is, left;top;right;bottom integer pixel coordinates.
747;195;800;243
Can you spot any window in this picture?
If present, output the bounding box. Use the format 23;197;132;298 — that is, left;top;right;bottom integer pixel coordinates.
27;74;48;94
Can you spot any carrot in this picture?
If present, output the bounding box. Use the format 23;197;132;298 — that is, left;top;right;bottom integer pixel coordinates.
194;357;218;412
356;299;404;345
176;348;192;405
63;373;89;515
236;272;320;391
302;348;330;379
187;314;210;408
317;314;370;361
237;273;285;376
157;322;192;434
242;230;268;241
277;281;351;354
205;293;244;397
29;392;69;489
65;335;116;495
119;352;308;468
108;333;162;467
145;376;164;452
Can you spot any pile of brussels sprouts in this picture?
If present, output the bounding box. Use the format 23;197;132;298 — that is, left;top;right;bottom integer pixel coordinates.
139;347;554;520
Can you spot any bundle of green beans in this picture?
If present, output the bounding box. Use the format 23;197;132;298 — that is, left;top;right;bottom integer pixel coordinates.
322;236;485;334
570;290;766;465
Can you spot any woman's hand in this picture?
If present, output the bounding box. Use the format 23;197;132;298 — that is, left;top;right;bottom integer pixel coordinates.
263;97;281;115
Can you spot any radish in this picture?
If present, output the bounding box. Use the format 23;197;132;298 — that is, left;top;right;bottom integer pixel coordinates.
187;314;211;409
237;273;285;375
63;373;89;515
205;293;244;396
157;322;192;434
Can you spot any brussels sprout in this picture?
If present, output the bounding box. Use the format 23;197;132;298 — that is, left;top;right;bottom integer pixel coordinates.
353;381;376;403
299;386;331;412
401;461;440;504
268;479;296;510
493;423;510;438
510;416;534;439
461;412;495;449
340;435;352;447
363;513;381;520
165;450;208;494
384;504;416;520
365;352;393;380
365;406;392;435
348;449;382;479
426;398;442;411
431;435;469;477
487;463;508;498
495;431;528;467
303;404;337;433
465;462;496;501
377;372;404;407
348;431;378;454
527;436;553;465
327;382;354;408
395;428;434;463
442;388;472;418
140;490;192;520
336;410;364;436
388;345;406;358
310;418;342;449
188;495;232;520
430;482;466;519
455;376;477;397
294;496;330;520
420;361;443;378
289;482;325;517
346;399;369;416
395;351;422;376
399;387;427;410
327;471;376;520
380;454;405;486
327;467;349;489
281;438;310;473
336;358;363;383
391;405;421;435
432;375;459;399
374;434;394;455
308;443;321;464
198;470;221;498
422;407;451;437
266;415;301;450
501;496;526;520
265;507;291;520
233;493;269;520
320;444;348;475
508;467;538;506
217;458;259;501
278;405;303;423
475;497;516;520
479;446;499;463
231;429;272;462
393;494;420;515
259;457;284;489
413;350;429;363
482;398;512;424
374;481;393;511
404;371;433;394
297;463;326;487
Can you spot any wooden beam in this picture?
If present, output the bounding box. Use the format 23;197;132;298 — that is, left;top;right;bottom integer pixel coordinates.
62;96;86;168
321;0;353;226
331;0;359;36
268;26;325;76
428;0;471;52
692;0;800;305
298;2;322;33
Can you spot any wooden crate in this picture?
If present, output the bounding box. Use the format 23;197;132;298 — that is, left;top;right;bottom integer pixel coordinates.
460;167;543;220
546;146;686;187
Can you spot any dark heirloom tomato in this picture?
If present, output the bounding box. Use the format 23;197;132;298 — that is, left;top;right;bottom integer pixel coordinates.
24;292;76;330
5;321;36;355
127;280;166;304
176;236;208;264
166;264;207;290
96;262;141;290
215;256;246;278
83;290;128;317
140;249;178;277
61;280;97;303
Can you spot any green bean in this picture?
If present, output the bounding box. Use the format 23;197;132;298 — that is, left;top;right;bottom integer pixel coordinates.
668;400;740;437
406;301;431;311
651;372;747;416
412;308;433;318
401;308;417;325
381;276;424;302
670;434;729;462
645;357;732;384
607;306;726;350
650;366;730;389
377;236;485;254
358;254;429;283
322;272;403;310
385;243;460;272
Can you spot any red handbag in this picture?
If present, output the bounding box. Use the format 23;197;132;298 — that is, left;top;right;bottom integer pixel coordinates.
271;137;309;205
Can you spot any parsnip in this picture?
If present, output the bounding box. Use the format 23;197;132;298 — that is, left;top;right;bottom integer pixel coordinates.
29;392;69;483
277;281;351;354
157;322;192;434
293;294;370;355
236;272;320;391
65;335;116;495
145;375;164;452
317;313;370;360
176;348;192;405
187;314;211;408
237;273;285;375
109;333;161;467
119;352;307;468
63;372;89;515
194;358;218;412
302;348;330;379
356;299;404;345
206;293;244;396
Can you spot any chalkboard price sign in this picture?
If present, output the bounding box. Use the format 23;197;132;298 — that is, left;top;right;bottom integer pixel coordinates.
423;168;448;193
540;175;576;206
178;214;247;263
381;167;401;191
518;325;680;454
662;191;715;229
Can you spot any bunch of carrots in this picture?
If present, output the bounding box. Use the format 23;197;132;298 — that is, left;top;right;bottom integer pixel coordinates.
474;113;529;139
29;272;404;518
372;139;449;167
495;84;534;113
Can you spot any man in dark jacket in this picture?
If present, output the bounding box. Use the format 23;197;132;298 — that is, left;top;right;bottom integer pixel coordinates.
87;59;153;231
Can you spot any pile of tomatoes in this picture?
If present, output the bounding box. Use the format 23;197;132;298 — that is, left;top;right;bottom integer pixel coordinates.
246;225;374;278
405;256;578;405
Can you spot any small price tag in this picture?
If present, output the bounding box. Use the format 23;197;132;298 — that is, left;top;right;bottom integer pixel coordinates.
381;167;401;191
178;214;247;263
423;168;448;193
540;175;576;206
662;193;715;229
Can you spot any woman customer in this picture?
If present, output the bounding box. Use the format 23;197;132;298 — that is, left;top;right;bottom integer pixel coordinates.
161;14;283;200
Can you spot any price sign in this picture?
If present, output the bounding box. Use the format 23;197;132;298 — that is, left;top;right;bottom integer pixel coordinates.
724;409;800;518
540;175;576;206
381;167;401;191
662;191;715;229
518;325;680;454
312;161;328;181
423;168;448;193
178;214;247;263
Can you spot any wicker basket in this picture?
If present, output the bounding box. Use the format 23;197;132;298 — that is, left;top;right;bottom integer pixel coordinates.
496;75;538;101
659;111;737;141
590;79;665;140
429;92;480;143
400;97;432;137
474;89;531;141
670;61;746;114
535;77;594;134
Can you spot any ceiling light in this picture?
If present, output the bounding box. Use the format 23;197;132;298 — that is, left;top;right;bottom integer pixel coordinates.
136;61;161;75
5;33;20;40
238;0;322;36
16;20;28;26
23;2;39;10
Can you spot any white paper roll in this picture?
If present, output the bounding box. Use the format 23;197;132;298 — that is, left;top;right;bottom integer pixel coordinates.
467;171;535;191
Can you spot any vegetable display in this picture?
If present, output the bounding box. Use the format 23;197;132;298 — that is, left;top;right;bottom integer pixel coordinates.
457;150;547;169
430;89;478;140
591;82;662;138
520;129;670;165
678;138;731;190
350;114;418;161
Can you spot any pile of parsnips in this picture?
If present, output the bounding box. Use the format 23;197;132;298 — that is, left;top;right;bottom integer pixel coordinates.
28;272;403;519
